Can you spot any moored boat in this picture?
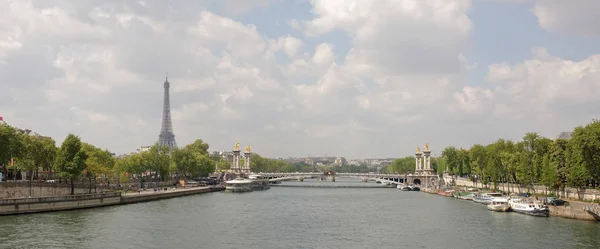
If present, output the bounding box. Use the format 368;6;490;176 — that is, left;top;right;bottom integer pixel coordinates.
487;197;511;212
248;175;270;191
438;189;454;197
508;197;549;217
453;192;474;200
473;192;503;204
225;178;253;193
410;185;420;191
399;185;412;191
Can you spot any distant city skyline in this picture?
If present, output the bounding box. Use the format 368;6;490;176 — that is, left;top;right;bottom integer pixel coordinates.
2;1;599;158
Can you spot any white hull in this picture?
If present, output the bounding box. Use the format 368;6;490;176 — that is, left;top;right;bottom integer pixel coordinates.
225;178;253;193
487;204;511;212
509;198;549;217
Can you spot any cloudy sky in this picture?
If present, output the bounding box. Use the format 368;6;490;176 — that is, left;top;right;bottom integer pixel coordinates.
1;0;599;159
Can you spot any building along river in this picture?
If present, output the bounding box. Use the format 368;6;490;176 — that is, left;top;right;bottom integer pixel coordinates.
0;178;598;249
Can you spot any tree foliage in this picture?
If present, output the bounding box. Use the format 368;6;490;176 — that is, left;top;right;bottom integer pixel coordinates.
54;134;88;195
435;120;600;199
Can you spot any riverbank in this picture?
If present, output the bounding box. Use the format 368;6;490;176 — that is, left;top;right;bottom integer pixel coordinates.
424;187;600;222
0;186;224;216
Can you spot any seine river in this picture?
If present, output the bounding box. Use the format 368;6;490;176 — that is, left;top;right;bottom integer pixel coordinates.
1;178;599;249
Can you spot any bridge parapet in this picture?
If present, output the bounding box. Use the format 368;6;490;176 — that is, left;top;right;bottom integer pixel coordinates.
257;172;406;179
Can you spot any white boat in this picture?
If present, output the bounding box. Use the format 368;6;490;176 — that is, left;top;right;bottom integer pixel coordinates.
508;197;549;217
397;184;410;190
473;192;503;204
487;197;511;212
225;178;253;193
398;184;411;191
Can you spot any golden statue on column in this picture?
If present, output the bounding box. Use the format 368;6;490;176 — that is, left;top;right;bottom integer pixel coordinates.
424;143;429;151
234;142;240;151
245;145;251;153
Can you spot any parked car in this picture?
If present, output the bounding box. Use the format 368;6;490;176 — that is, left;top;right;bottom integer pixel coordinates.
517;193;531;197
545;197;565;206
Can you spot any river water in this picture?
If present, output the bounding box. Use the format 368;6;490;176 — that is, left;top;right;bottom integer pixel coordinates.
1;178;599;249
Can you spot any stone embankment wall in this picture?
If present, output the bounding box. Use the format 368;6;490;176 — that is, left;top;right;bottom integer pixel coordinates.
0;193;121;215
549;201;600;221
443;175;600;201
1;182;89;198
120;187;221;204
0;186;225;216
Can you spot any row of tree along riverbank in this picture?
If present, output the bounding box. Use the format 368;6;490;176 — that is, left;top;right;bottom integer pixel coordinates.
383;120;600;201
0;186;224;216
0;122;301;196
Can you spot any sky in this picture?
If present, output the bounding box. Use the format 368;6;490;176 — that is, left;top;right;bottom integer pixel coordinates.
1;0;599;159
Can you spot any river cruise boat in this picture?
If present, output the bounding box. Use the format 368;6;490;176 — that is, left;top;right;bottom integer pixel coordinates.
248;175;271;191
473;192;503;204
508;197;549;217
225;178;253;193
487;197;511;212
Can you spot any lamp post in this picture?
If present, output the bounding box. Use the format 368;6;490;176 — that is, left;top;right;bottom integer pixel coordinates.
156;149;160;190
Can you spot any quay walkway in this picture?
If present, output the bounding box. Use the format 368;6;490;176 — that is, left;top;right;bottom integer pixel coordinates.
0;186;224;216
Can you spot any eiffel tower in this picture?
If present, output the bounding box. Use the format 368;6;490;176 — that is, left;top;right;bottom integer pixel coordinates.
158;76;177;150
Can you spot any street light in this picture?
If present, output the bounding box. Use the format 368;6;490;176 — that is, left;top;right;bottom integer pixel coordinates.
156;148;160;190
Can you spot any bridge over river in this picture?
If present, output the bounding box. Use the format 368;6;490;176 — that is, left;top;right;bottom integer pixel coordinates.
256;172;441;188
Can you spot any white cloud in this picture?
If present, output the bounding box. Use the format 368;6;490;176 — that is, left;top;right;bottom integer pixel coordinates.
477;48;600;136
533;0;600;36
296;0;473;75
1;0;598;159
271;35;303;57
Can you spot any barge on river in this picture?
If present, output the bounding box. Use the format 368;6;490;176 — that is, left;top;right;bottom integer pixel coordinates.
248;175;271;190
225;178;253;193
509;197;549;217
225;175;271;193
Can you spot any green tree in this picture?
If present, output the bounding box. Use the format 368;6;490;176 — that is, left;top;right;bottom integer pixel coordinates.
184;139;210;155
0;124;23;177
38;138;58;179
13;134;40;196
195;154;216;177
216;159;231;171
549;139;569;196
565;136;590;200
442;147;459;175
116;152;148;186
54;134;88;195
571;121;600;185
142;143;171;183
540;154;556;195
82;143;115;193
469;144;486;187
435;157;446;175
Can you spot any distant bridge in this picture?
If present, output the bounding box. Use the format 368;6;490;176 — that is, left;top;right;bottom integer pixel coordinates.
257;172;435;186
